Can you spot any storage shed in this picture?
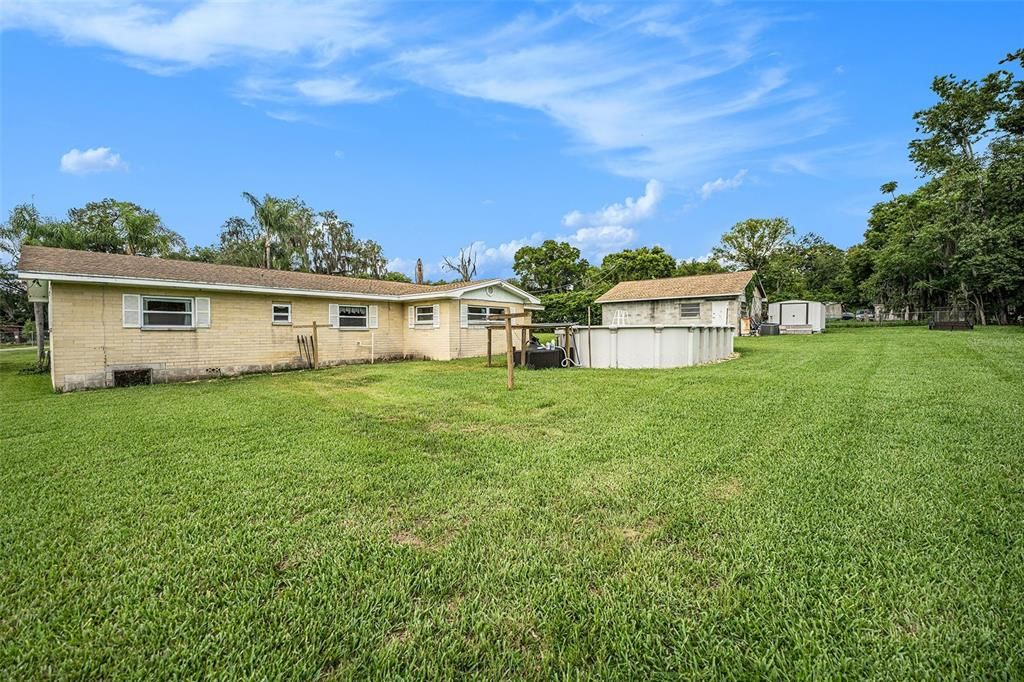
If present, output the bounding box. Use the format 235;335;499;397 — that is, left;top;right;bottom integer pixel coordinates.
767;300;827;334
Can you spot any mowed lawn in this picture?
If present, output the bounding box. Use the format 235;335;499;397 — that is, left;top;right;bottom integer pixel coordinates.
2;327;1023;679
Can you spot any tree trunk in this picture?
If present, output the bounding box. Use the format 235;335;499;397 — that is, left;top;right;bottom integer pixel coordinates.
265;236;271;270
34;301;45;362
974;295;987;326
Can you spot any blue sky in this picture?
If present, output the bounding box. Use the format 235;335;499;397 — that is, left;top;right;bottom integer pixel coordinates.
2;2;1021;279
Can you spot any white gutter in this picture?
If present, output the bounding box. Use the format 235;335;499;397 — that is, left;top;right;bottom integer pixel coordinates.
596;292;746;304
16;270;543;306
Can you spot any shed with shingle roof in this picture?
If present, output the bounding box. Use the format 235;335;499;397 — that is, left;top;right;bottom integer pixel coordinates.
595;271;764;335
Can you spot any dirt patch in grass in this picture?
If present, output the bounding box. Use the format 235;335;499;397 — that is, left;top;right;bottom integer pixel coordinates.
390;531;428;549
710;477;744;501
618;518;662;543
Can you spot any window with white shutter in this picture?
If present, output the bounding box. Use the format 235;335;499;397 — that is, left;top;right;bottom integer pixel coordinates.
368;305;379;329
195;297;211;328
432;303;440;329
122;294;141;328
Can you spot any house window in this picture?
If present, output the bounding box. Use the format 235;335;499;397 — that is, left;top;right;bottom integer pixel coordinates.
143;296;193;328
467;305;506;324
272;303;292;324
415;305;435;324
336;305;368;328
679;302;701;318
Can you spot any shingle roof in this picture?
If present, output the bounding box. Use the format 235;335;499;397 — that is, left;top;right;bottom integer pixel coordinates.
595;270;758;303
16;245;494;299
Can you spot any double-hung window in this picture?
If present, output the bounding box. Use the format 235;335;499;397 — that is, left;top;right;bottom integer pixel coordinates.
679;302;701;319
336;305;368;329
142;296;193;328
467;305;506;324
415;305;435;324
272;303;292;324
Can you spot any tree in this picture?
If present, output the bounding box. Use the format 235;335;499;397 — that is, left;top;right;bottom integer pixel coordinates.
512;240;589;293
383;271;412;283
600;246;675;283
66;199;184;256
674;258;730;277
242;192;295;269
442;245;478;282
712;218;795;272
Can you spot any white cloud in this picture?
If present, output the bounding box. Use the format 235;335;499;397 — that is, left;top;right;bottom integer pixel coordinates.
557;180;659;258
294;77;392;104
470;232;544;267
11;3;835;182
699;169;747;199
3;1;385;71
561;225;636;255
59;147;127;175
562;179;663;228
396;8;828;181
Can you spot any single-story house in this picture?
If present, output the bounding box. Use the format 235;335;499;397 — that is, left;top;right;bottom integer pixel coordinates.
16;245;542;392
594;270;765;336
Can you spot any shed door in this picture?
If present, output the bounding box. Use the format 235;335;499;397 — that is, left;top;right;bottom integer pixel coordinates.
711;301;729;326
780;303;807;325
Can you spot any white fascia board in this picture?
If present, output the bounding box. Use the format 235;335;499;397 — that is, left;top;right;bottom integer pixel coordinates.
16;271;544;305
596;292;745;304
16;271;403;302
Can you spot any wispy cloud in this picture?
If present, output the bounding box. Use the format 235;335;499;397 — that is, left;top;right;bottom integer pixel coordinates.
59;147;127;175
396;6;828;182
294;77;393;104
2;0;386;72
700;169;747;199
10;3;835;179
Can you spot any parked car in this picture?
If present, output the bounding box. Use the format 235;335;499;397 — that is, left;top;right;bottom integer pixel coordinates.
855;309;875;321
841;311;856;320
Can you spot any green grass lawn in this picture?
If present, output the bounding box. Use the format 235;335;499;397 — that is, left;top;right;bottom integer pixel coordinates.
2;327;1023;678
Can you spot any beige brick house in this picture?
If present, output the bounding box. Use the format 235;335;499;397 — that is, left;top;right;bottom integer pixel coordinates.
17;246;541;392
595;270;765;336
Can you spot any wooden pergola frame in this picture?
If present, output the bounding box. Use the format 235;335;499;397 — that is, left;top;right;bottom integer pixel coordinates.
485;316;577;389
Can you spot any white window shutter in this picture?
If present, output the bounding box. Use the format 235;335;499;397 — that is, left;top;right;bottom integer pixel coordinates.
195;297;211;328
329;304;340;328
432;303;441;329
408;306;415;329
122;294;141;328
368;305;379;329
460;304;468;329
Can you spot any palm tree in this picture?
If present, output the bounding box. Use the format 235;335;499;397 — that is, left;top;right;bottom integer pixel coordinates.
242;192;294;269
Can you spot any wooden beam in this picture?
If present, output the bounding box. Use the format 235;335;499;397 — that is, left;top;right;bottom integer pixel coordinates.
520;327;528;368
487;327;493;367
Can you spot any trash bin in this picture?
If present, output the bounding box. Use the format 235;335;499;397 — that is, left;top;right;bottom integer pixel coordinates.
759;323;780;336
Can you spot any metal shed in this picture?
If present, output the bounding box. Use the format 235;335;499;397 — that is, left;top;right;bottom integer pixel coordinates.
767;300;827;334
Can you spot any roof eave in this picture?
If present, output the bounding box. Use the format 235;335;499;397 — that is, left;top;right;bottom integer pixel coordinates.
17;271;542;305
596;291;746;304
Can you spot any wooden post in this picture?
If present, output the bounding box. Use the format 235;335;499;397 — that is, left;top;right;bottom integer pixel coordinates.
487;327;493;367
564;323;572;364
311;320;319;369
505;315;514;390
520;327;528;368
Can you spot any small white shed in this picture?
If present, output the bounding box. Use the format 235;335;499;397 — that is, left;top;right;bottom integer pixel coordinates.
768;300;827;333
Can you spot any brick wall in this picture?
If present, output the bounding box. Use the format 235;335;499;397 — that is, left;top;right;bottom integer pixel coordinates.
49;283;529;391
